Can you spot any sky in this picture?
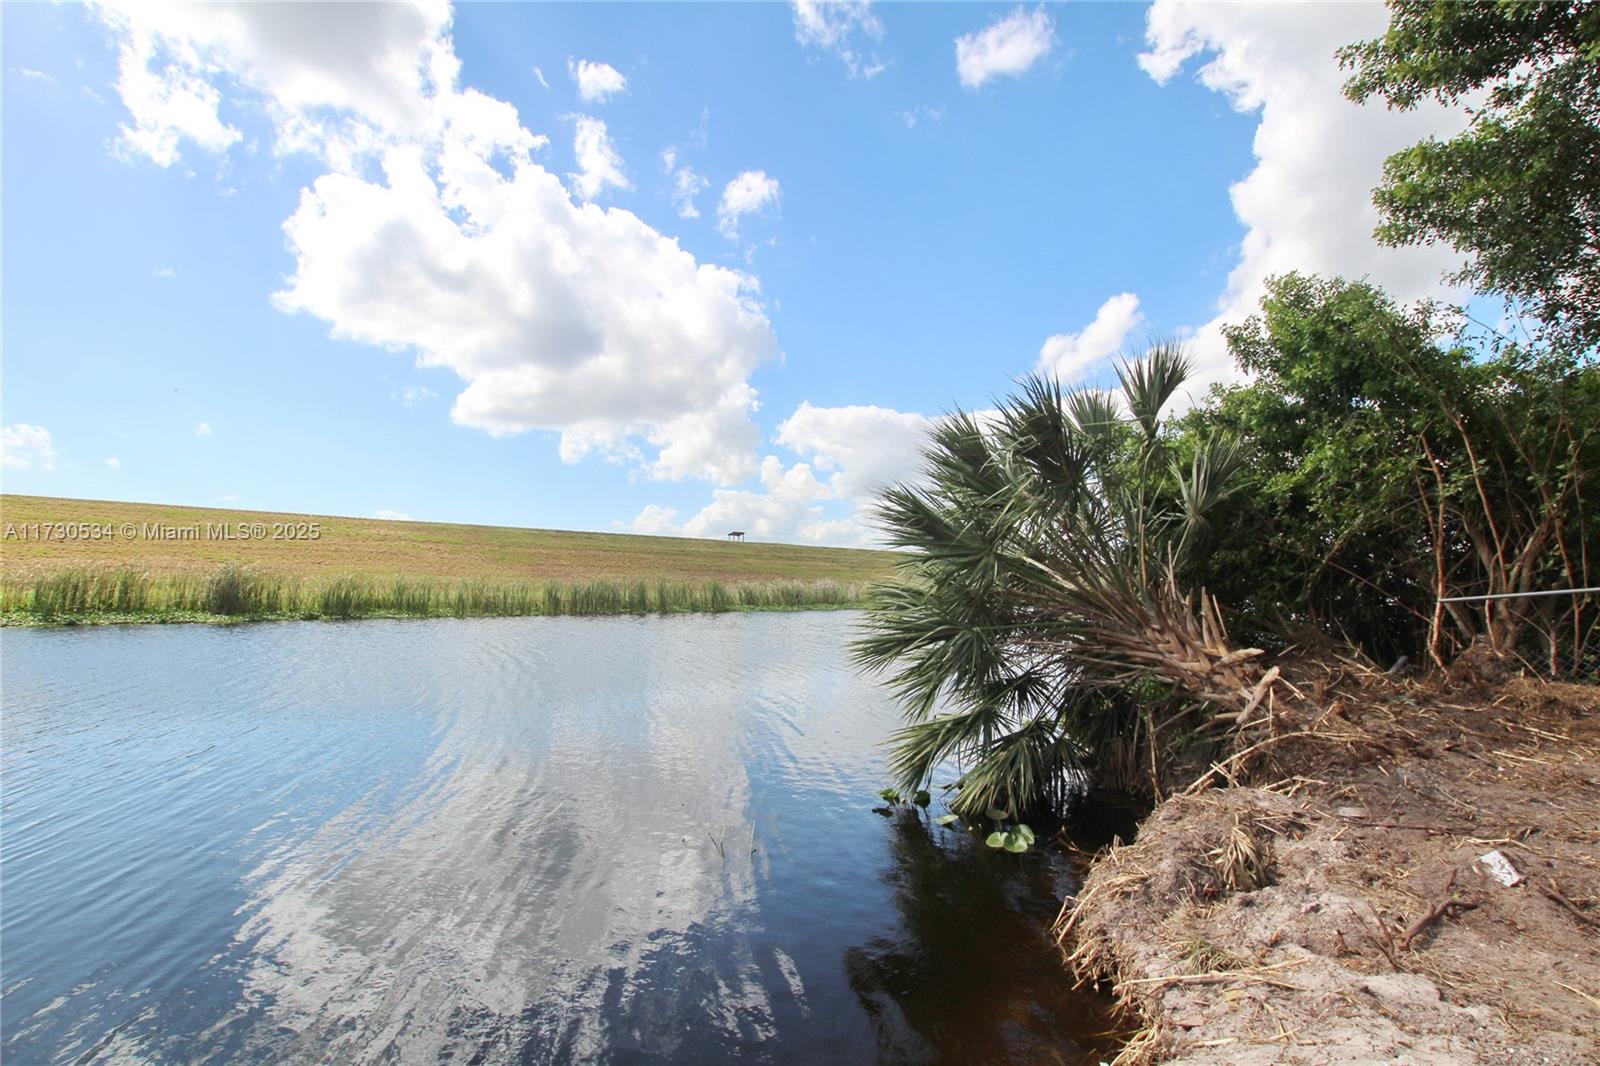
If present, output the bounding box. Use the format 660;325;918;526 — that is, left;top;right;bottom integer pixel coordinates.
1;2;1467;545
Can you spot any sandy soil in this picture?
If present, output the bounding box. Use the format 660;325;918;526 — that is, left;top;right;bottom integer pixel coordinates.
1060;669;1600;1064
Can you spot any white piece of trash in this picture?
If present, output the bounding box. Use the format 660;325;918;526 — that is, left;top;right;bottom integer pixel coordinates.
1478;849;1524;887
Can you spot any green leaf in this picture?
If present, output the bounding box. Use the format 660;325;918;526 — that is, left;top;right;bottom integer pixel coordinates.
1015;823;1036;845
985;831;1006;849
984;806;1009;822
913;790;932;807
934;814;961;827
877;788;901;805
1003;831;1030;853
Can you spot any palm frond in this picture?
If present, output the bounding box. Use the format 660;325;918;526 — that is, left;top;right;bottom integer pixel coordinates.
1066;388;1123;438
1117;340;1192;441
1174;434;1247;562
856;341;1267;815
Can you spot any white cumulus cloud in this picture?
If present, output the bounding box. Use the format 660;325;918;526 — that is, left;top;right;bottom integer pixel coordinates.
569;115;628;200
568;58;627;103
375;509;412;521
105;456;122;470
717;170;780;239
1138;1;1470;392
657;456;844;544
955;7;1055;90
775;402;931;506
193;420;213;436
92;0;460;168
1036;292;1143;383
631;400;934;547
273;146;775;484
627;503;681;536
94;1;781;486
1;424;56;470
792;1;885;79
661;147;708;219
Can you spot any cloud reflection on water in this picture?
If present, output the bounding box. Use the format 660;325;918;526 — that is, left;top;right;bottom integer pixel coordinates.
3;614;1118;1064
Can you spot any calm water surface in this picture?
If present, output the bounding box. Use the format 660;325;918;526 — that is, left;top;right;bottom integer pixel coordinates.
1;613;1119;1064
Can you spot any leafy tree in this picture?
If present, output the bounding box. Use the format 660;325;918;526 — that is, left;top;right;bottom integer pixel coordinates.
860;280;1596;817
1191;273;1599;674
855;346;1272;819
1178;274;1465;661
1340;1;1600;347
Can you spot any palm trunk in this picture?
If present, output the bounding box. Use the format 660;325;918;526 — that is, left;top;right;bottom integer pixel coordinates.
1099;572;1279;727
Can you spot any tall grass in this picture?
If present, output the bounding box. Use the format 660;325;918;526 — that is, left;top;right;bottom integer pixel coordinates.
0;566;868;624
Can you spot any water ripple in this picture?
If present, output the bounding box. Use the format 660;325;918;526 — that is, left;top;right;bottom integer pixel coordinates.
2;614;1119;1063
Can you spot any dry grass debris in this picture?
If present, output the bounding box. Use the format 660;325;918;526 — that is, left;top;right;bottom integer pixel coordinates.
1058;667;1600;1065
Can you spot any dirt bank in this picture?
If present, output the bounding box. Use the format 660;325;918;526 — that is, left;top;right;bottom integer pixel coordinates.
1059;668;1600;1064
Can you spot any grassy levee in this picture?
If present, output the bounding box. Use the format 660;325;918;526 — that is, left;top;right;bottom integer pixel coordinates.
0;495;899;624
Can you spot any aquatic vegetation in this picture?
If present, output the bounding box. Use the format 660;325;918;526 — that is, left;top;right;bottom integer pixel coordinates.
985;824;1034;854
0;566;867;623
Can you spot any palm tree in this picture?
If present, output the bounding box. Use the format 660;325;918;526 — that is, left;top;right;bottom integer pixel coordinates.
855;344;1276;820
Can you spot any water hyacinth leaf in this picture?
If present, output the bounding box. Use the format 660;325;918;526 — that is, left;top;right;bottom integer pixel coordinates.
878;788;902;805
985;806;1009;822
985;831;1006;849
913;790;931;807
1003;831;1029;853
1016;824;1036;845
934;814;961;827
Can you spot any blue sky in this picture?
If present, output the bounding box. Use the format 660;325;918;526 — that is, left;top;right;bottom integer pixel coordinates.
2;3;1463;544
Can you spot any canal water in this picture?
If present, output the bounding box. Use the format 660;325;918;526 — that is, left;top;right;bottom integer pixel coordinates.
1;612;1120;1063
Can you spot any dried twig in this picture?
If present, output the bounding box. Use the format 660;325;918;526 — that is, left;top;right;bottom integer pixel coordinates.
1184;730;1325;795
1399;898;1479;950
1347;903;1402;969
1118;959;1305;992
1555;981;1600;1012
1541;879;1600;928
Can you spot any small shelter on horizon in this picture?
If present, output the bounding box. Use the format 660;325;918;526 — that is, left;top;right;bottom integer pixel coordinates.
727;530;746;542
